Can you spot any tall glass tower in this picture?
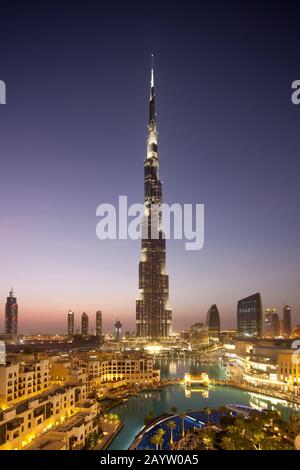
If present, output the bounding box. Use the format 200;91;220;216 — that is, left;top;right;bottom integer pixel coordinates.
136;60;172;339
237;292;263;337
5;287;18;335
67;309;75;337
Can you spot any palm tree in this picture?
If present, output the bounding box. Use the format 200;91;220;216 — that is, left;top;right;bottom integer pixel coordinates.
204;407;212;424
181;413;185;437
150;433;161;450
219;405;229;417
167;420;176;444
157;428;166;449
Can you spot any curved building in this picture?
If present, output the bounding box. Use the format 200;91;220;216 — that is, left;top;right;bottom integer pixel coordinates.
205;304;221;337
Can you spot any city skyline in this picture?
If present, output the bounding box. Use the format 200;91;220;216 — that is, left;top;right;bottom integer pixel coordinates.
1;3;300;333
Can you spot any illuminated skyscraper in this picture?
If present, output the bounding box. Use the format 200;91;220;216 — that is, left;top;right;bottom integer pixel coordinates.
264;308;279;337
206;304;221;338
237;292;263;337
67;309;75;337
136;59;172;339
96;310;102;337
115;319;122;341
5;288;18;335
81;312;89;336
283;305;292;337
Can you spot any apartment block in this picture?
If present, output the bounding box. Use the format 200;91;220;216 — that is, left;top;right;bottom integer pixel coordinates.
0;384;87;450
0;360;50;408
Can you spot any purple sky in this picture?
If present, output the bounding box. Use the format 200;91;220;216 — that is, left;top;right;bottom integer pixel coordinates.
1;1;300;333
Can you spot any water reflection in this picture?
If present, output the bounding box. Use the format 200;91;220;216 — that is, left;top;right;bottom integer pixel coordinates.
108;359;299;450
156;357;227;380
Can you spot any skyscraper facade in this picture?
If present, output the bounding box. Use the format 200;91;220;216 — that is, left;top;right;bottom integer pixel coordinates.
96;310;102;337
264;308;279;338
81;312;89;336
67;309;74;337
115;319;122;341
283;305;292;337
206;304;221;338
237;292;263;337
136;62;172;339
5;288;18;335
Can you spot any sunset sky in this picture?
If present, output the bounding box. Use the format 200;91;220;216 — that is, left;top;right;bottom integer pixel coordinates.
1;1;300;333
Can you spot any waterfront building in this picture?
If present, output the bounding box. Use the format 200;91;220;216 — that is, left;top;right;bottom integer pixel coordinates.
114;319;122;341
71;353;160;388
5;288;18;336
277;349;300;388
136;61;172;339
67;310;75;337
0;359;50;409
205;304;221;338
81;312;89;337
283;305;292;337
96;310;102;337
237;293;263;337
0;384;87;450
27;407;100;450
264;308;280;338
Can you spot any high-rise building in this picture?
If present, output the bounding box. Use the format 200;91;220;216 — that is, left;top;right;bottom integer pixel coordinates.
81;312;89;337
0;340;6;365
283;305;292;337
5;287;18;335
237;293;263;337
96;310;102;337
115;319;122;341
206;304;221;338
264;308;280;337
67;309;75;337
136;60;172;339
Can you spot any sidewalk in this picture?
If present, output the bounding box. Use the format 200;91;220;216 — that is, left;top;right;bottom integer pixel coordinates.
92;419;123;450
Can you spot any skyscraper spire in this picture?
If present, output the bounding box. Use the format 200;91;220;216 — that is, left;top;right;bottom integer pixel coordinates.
149;54;156;129
147;55;158;161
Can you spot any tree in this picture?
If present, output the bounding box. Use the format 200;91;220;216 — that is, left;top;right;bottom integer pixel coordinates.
150;433;161;450
286;413;300;437
167;420;176;444
144;410;155;425
157;432;165;450
151;430;165;450
200;427;216;450
181;413;185;437
204;407;212;424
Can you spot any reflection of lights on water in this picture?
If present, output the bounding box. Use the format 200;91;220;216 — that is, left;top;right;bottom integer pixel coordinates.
249;392;288;407
169;362;177;374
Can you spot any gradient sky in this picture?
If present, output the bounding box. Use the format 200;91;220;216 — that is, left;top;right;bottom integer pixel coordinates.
1;1;300;333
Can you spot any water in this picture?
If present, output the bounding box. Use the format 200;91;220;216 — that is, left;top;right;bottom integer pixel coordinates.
108;358;299;450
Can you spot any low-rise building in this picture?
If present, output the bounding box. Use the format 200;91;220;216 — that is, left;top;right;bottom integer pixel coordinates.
28;409;100;450
0;384;87;450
